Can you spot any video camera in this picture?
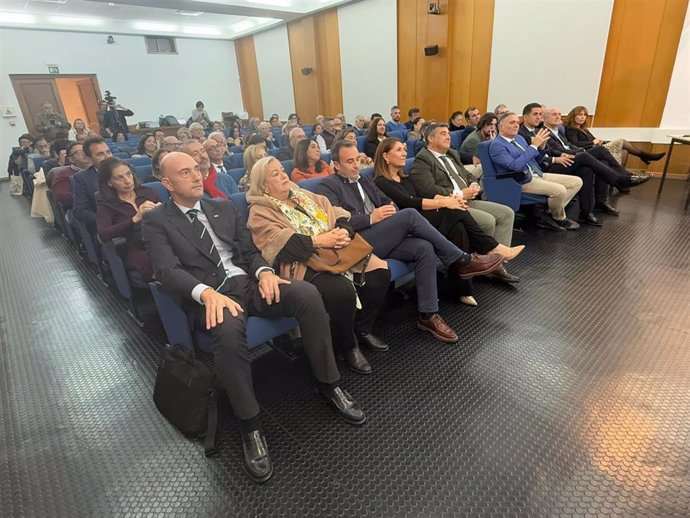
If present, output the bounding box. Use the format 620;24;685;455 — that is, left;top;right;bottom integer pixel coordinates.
104;90;117;107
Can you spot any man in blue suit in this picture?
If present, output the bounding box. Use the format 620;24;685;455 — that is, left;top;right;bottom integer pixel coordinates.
72;135;113;231
488;113;582;231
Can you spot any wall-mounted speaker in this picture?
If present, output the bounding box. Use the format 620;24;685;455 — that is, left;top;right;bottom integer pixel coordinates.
424;45;439;56
301;67;313;76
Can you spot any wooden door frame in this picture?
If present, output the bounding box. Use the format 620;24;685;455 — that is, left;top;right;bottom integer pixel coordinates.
10;74;102;135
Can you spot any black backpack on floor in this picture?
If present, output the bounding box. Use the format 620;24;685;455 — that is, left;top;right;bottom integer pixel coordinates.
153;344;219;456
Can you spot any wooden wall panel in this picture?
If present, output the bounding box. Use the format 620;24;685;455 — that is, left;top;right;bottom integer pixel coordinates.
397;0;495;123
235;36;264;120
595;0;688;127
287;17;320;122
314;10;343;116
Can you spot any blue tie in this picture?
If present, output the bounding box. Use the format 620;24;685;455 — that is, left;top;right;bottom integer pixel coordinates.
510;140;543;178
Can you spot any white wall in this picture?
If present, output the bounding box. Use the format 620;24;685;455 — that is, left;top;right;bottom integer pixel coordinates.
0;28;243;155
337;0;397;122
488;0;614;115
660;2;690;130
253;24;295;119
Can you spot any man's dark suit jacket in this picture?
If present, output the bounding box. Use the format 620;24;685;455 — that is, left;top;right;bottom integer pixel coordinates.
316;173;391;232
412;139;475;164
408;147;476;198
276;146;295;161
142;198;270;307
72;165;99;229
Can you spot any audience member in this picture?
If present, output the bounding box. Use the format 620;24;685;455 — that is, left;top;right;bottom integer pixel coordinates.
26;136;51;175
189;123;206;142
494;104;508;117
103;103;133;137
448;111;465;132
203;138;227;175
317;140;504;342
564;106;665;166
313;123;327;153
177;127;193;144
208;131;229;157
488;113;582;231
191;101;211;129
333;128;373;168
291;139;333;183
364;117;387;159
96;157;160;280
142;151;366;483
246;116;261;133
386;106;407;133
112;131;127;143
246;157;391;373
162;136;182;153
153;129;166;148
51;142;93;208
238;144;268;192
34;102;70;141
228;125;243;148
374;138;524;304
407;117;426;141
321;118;338;151
41;139;70;175
72;135;113;232
68;118;93;141
405;108;421;130
132;133;158;159
182;141;225;199
269;114;282;128
459;107;481;142
353;115;367;135
408;122;519;282
211;121;226;133
276;127;306;161
145;149;169;183
460;113;497;156
258;122;276;149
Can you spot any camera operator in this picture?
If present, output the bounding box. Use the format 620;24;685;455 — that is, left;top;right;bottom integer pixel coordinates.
102;92;134;138
34;102;71;141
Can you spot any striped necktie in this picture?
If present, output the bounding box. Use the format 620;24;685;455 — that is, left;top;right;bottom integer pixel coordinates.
186;209;227;291
510;140;542;178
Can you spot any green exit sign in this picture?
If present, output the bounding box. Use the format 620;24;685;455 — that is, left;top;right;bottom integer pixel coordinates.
48;65;60;74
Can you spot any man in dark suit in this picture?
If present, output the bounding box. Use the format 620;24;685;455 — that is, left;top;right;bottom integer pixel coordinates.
142;152;365;483
489;113;582;231
409;122;519;282
316;141;503;344
276;127;305;161
72;135;113;231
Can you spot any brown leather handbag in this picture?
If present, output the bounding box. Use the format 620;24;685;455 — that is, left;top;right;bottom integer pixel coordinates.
306;233;373;274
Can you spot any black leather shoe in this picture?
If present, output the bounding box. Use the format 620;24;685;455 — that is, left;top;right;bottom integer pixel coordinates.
321;387;366;425
594;202;620;215
556;218;580;230
620;174;652;188
344;346;372;375
491;263;520;283
358;333;389;352
241;430;273;483
536;216;566;231
579;212;603;226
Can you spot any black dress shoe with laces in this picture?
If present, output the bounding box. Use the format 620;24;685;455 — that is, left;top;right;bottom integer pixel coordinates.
320;387;366;425
556;218;580;230
343;346;372;375
579;212;603;226
594;202;620;215
357;333;389;352
241;430;273;483
536;216;566;231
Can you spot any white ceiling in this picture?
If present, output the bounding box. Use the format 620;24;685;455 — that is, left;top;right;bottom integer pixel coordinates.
0;0;358;40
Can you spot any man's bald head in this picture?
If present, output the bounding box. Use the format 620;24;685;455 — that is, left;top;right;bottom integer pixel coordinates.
159;151;192;178
159;151;205;206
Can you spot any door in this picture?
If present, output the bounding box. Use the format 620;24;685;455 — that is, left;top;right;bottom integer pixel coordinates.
76;78;101;133
10;76;65;136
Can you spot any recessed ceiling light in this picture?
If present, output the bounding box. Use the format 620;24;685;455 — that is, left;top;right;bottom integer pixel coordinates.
182;25;221;36
0;12;36;23
31;0;68;4
49;16;103;26
174;10;204;16
132;21;177;32
247;0;291;7
231;20;255;32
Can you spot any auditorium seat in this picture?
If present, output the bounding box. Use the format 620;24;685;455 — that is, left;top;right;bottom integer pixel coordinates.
215;173;239;197
127;156;152;167
134;165;152;181
32;155;52;173
99;236;148;324
403;158;414;174
388;130;406;141
268;148;280;157
225;154;244;169
112;151;130;159
280;160;293;174
477;141;547;211
229;146;243;154
226;167;246;185
450;131;462;150
143;181;170;203
356;135;366;152
321;152;331;164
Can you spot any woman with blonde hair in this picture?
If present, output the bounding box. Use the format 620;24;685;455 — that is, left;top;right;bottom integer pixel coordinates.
237;143;268;192
564;106;665;165
246;156;391;374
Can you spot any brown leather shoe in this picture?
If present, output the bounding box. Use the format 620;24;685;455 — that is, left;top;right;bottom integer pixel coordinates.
417;314;459;343
456;253;503;280
491;263;520;283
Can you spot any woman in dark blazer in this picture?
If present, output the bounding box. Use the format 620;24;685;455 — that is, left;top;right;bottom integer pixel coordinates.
373;138;523;306
96;157;160;280
564;106;665;165
364;117;387;159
